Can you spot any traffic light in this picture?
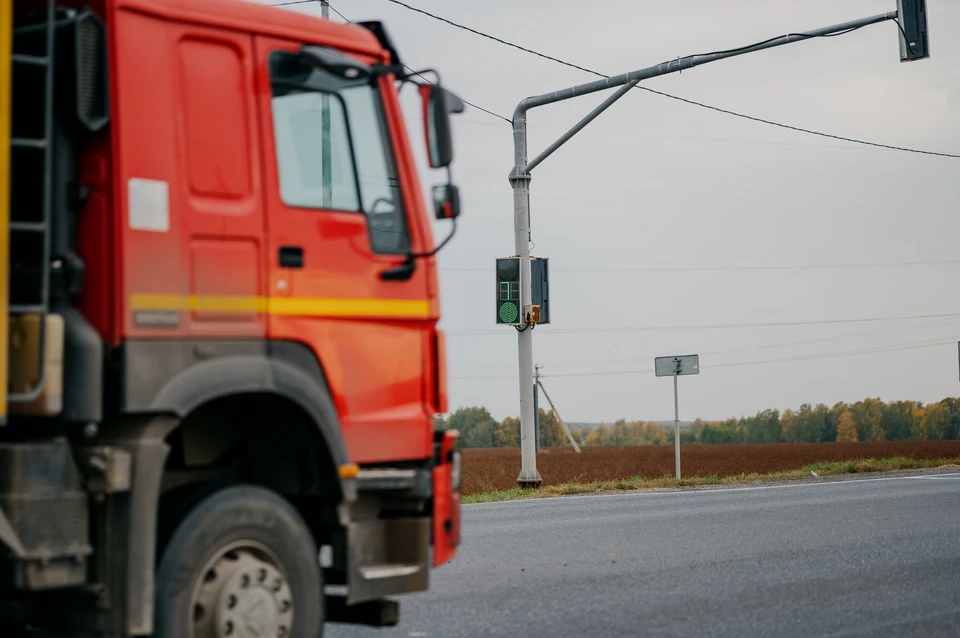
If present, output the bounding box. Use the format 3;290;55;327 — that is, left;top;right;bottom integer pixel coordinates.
897;0;929;62
495;257;550;325
495;258;521;324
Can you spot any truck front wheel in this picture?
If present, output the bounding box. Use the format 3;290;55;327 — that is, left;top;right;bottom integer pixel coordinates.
154;484;324;638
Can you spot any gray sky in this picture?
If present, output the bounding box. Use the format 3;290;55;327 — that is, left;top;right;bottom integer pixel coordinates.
264;0;960;423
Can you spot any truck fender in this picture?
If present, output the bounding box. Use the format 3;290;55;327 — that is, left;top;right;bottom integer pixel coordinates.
149;353;352;477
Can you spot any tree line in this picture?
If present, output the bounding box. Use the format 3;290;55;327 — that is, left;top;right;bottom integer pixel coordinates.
434;397;960;448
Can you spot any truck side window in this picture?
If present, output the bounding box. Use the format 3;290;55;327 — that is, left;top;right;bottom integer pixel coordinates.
269;51;410;254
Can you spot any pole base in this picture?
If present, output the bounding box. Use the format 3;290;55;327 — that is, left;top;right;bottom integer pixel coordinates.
516;468;542;489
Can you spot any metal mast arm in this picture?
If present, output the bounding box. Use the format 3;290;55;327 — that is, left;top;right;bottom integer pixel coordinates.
513;12;896;175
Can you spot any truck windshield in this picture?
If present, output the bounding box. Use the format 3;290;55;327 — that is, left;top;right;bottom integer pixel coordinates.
269;51;409;254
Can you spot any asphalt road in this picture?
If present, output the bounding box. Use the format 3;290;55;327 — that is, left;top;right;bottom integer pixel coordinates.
328;469;960;638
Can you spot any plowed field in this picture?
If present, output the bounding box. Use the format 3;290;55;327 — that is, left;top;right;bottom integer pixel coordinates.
461;441;960;495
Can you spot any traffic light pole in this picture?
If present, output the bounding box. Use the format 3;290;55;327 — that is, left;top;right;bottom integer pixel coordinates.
510;9;911;488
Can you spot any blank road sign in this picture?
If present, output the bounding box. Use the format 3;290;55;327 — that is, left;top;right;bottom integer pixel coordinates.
655;354;700;377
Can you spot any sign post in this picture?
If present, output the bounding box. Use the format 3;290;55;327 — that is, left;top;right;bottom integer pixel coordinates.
655;355;700;480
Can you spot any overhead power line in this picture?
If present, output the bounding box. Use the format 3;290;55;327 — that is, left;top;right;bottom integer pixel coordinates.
441;259;960;274
325;2;348;20
383;0;960;160
449;335;959;380
446;311;960;336
449;317;960;371
544;336;958;379
268;0;511;122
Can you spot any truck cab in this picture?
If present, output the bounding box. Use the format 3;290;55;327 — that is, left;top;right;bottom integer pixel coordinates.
0;0;462;635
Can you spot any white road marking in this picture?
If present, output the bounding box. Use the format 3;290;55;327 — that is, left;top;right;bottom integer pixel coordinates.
467;470;960;507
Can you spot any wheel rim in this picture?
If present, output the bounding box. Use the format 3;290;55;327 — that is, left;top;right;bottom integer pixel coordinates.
189;540;294;638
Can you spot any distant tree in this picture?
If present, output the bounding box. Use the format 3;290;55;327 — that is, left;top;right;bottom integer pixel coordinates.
937;398;960;440
795;403;823;442
699;421;740;444
538;409;566;447
910;414;928;441
881;400;923;441
743;409;780;443
584;423;609;446
836;410;858;442
852;398;885;441
780;409;799;442
433;415;447;431
447;407;498;448
456;395;960;447
922;402;951;440
493;416;521;448
824;402;846;442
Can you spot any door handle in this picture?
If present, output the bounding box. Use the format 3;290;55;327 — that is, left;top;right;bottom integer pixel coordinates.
279;246;303;269
380;255;416;281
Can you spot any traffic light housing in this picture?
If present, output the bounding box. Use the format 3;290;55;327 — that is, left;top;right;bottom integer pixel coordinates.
495;257;549;325
495;258;521;324
897;0;929;62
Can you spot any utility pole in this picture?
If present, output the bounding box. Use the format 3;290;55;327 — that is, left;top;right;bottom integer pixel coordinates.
533;364;540;454
509;8;925;489
536;373;582;453
320;0;333;208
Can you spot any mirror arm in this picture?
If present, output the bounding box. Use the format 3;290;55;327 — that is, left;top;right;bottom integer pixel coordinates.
411;215;457;260
379;217;456;281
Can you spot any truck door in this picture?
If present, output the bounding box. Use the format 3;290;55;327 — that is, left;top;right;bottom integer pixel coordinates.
255;36;434;464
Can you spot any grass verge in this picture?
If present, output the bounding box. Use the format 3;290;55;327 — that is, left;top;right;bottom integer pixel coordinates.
461;456;960;504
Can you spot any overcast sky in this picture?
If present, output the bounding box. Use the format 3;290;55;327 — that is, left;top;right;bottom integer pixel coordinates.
261;0;960;423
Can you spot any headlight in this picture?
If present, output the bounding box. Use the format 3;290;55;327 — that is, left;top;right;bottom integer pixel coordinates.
450;450;462;492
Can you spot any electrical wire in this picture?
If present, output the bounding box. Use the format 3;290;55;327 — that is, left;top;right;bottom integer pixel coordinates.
688;16;889;60
445;311;960;337
440;259;960;274
891;19;919;57
705;337;955;372
325;2;348;20
382;0;960;160
449;335;960;380
271;0;512;123
449;317;960;371
540;326;952;376
545;336;956;378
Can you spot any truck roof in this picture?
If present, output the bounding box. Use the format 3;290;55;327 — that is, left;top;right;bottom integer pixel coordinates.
116;0;386;60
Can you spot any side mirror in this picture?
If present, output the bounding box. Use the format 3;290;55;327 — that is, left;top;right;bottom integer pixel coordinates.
419;84;464;168
433;184;460;220
299;45;372;80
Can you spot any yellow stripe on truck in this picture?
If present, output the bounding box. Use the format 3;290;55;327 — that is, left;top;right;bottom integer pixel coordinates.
268;297;430;318
0;1;12;423
129;294;432;319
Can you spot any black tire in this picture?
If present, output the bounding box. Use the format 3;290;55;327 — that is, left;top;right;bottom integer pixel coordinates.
153;484;324;638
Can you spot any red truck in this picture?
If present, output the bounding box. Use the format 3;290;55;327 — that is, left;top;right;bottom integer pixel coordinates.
0;0;463;635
